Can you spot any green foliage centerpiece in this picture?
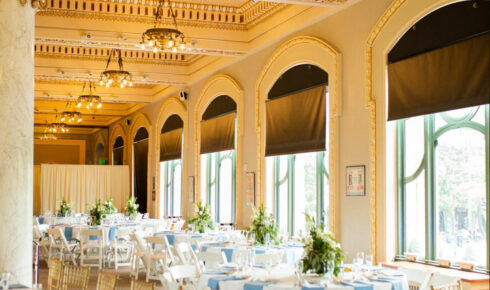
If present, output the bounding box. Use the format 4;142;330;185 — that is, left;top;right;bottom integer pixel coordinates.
187;202;215;233
125;197;139;220
103;197;117;214
88;199;104;226
57;198;72;217
301;214;344;276
248;204;279;246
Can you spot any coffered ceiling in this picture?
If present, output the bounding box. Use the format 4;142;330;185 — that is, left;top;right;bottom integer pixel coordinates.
34;0;349;137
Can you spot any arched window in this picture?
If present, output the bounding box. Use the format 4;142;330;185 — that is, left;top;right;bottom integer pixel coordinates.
159;114;184;217
265;64;329;236
113;136;124;165
133;127;149;213
95;143;105;165
391;1;489;270
200;95;237;223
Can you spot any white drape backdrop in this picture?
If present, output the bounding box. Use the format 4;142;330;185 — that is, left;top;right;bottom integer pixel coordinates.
40;164;130;214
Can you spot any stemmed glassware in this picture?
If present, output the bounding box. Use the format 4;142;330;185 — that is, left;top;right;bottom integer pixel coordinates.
0;272;11;289
295;260;304;286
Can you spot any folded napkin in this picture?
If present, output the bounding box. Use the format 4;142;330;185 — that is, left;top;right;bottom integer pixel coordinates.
207;276;243;290
64;226;73;241
301;280;325;290
340;280;374;290
244;281;276;290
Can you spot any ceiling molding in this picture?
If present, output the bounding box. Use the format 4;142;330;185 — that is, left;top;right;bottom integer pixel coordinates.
254;0;347;7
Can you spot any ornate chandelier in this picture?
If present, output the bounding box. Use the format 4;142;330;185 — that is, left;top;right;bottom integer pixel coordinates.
77;81;102;109
47;123;69;133
139;0;188;53
61;111;82;124
99;49;133;88
39;133;57;140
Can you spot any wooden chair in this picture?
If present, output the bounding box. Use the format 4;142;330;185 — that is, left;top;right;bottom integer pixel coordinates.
61;264;90;290
47;258;63;290
130;277;155;290
96;270;117;290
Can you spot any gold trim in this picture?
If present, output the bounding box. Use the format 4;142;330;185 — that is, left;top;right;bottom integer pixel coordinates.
194;75;244;228
255;36;341;236
154;97;188;219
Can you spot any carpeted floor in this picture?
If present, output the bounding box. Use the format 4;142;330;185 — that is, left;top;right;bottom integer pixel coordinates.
35;261;165;289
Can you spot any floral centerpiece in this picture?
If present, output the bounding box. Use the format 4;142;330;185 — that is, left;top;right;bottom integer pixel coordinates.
247;204;279;245
57;198;72;217
103;197;117;214
125;197;139;220
187;202;215;233
301;214;344;276
88;199;104;226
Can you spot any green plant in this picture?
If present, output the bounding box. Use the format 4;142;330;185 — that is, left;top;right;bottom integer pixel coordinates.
103;196;117;214
247;204;279;246
301;214;344;276
125;197;139;220
88;200;104;225
57;198;72;217
187;202;215;233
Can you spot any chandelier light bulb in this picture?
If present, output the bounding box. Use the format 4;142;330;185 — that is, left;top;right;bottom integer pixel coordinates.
99;80;103;86
149;40;154;47
89;102;93;107
61;117;65;122
78;118;82;123
179;43;185;50
66;128;69;132
77;102;82;108
129;82;133;87
53;128;57;132
168;40;174;47
141;44;146;50
153;47;158;53
97;103;102;109
120;83;124;88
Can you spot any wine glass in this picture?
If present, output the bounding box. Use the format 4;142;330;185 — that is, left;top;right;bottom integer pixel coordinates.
365;254;373;267
296;260;304;286
327;260;335;282
1;272;11;289
356;252;365;264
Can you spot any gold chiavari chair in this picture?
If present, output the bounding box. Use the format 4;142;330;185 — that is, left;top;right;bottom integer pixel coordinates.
131;277;155;290
61;264;90;290
47;258;63;290
96;270;117;290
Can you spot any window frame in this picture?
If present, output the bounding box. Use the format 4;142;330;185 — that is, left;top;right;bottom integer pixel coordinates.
161;159;182;217
396;105;490;271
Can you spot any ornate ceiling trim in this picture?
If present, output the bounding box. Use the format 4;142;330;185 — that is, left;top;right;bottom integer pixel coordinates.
34;37;246;57
254;0;347;7
35;74;186;86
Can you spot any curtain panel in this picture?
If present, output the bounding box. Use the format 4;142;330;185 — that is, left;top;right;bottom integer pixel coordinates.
388;32;490;121
265;85;326;156
40;164;130;214
160;128;182;162
200;112;236;155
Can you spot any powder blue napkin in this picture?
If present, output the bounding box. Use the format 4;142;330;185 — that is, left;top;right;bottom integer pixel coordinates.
108;226;118;241
244;281;276;290
301;280;325;290
64;227;73;241
207;276;243;290
221;247;234;262
38;217;45;224
166;234;175;245
340;280;374;290
203;270;226;275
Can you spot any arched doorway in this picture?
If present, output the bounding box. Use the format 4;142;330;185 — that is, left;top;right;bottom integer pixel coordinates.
113;136;124;165
95;143;106;165
159;114;184;217
133;127;149;213
200;95;237;224
265;64;329;236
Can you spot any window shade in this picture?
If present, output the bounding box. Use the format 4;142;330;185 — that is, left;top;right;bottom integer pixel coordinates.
200;112;236;155
160;128;182;162
265;85;326;156
388;32;489;121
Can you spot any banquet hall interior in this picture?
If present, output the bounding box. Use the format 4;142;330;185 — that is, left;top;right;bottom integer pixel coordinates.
0;0;489;289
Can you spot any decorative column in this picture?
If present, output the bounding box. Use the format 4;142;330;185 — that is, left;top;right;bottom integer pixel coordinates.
0;0;37;285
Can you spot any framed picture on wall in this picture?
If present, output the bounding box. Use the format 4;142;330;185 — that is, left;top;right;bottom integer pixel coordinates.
245;172;255;206
188;176;195;203
346;165;365;196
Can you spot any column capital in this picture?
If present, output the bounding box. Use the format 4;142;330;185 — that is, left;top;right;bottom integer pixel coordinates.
19;0;47;9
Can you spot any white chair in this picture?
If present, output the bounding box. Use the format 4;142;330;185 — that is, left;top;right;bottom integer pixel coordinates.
175;242;199;266
144;236;171;282
79;228;104;268
397;266;433;290
47;228;78;265
33;224;51;262
130;233;150;280
166;265;200;290
196;251;227;270
109;228;134;272
429;273;462;290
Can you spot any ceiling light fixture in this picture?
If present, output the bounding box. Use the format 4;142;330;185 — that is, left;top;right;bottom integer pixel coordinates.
139;0;188;53
77;81;102;110
61;111;82;124
99;49;133;88
47;123;69;133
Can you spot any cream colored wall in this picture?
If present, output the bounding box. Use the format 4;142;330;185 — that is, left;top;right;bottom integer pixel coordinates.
109;0;394;262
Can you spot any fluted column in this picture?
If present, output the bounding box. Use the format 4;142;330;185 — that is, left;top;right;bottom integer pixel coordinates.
0;0;35;286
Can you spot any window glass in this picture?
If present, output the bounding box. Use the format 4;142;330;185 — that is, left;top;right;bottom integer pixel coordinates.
405;172;426;256
294;152;317;235
435;128;487;266
278;155;289;234
173;162;182;216
323;152;329;226
444;107;474;120
471;106;486;125
200;154;207;203
404;116;424;176
219;154;233;223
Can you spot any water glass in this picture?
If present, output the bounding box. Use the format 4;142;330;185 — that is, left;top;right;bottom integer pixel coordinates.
356;252;365;264
365;254;373;267
1;272;11;289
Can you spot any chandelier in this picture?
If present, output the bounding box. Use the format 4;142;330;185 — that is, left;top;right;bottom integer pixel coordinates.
47;123;69;133
61;111;82;124
99;49;133;88
77;81;102;109
39;133;57;140
139;0;187;53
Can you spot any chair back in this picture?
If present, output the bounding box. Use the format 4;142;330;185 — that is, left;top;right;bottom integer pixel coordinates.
48;228;71;250
96;270;117;290
429;273;462;290
168;265;199;281
61;264;90;290
80;228;104;244
47;258;63;290
175;242;198;265
397;266;433;290
130;278;155;290
114;227;133;241
196;251;227;269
